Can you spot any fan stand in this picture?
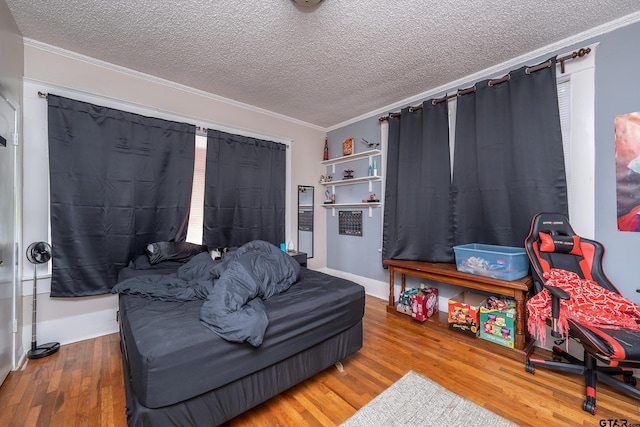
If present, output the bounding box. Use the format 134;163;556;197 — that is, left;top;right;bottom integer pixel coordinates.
27;262;60;359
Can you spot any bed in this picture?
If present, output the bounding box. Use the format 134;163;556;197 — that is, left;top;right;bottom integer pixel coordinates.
114;241;365;426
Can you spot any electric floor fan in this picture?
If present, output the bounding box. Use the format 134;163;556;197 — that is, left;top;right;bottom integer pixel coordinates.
26;241;60;359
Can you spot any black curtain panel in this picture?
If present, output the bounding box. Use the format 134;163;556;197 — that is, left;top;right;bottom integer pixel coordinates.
452;59;568;247
203;129;286;248
383;100;453;263
48;95;195;297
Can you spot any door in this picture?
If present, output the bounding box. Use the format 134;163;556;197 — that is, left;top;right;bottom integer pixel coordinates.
0;95;17;385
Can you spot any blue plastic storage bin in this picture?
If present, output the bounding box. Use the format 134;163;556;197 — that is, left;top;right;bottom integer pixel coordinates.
453;243;529;281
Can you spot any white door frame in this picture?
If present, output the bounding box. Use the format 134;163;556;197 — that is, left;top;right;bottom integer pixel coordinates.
0;93;19;382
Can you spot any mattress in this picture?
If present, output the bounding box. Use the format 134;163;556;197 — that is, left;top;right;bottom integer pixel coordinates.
118;267;365;409
123;321;363;426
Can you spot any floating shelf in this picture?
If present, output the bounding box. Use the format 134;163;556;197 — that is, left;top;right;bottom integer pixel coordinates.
321;202;382;208
320;175;381;187
321;202;381;217
321;149;381;167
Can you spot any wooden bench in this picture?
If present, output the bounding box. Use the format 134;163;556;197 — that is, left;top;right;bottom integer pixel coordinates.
384;259;535;362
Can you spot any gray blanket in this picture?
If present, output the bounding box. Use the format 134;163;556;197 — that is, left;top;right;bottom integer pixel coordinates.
113;240;300;346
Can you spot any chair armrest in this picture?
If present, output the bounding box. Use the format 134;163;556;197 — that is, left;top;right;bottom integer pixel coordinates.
544;284;570;300
543;284;570;338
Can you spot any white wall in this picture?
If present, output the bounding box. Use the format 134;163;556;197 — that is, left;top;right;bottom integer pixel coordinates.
20;41;327;347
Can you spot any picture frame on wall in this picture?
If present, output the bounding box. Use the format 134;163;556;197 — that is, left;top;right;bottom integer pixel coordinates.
342;138;354;156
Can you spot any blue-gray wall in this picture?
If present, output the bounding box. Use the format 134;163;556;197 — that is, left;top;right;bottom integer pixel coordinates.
327;19;640;302
593;22;640;300
326;116;388;284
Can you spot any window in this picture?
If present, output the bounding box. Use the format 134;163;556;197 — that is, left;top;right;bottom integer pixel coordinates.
186;134;207;244
380;43;597;238
557;79;572;215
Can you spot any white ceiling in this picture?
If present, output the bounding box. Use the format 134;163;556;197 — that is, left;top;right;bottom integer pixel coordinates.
5;1;640;129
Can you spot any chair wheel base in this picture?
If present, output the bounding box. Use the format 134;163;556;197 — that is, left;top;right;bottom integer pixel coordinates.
582;400;596;415
525;363;535;374
624;374;637;386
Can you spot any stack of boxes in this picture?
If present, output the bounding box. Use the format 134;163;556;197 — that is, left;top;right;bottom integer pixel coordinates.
446;292;516;348
444;243;522;347
396;242;522;350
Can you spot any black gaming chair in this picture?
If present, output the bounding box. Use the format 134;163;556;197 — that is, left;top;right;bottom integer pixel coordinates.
524;212;640;414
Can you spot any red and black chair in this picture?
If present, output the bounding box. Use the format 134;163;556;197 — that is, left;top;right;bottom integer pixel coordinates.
524;212;640;414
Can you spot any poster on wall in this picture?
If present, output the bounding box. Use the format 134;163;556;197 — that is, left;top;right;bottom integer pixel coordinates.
615;111;640;231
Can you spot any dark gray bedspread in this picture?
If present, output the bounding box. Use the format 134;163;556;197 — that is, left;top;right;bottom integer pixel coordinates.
113;240;300;346
117;267;365;409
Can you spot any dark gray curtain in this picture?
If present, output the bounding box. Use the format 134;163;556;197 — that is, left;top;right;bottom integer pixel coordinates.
383;100;453;262
203;129;286;248
48;95;195;297
452;59;568;247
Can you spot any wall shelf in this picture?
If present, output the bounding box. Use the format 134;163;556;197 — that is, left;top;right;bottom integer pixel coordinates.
322;148;382;218
321;149;381;167
322;202;381;217
320;175;381;187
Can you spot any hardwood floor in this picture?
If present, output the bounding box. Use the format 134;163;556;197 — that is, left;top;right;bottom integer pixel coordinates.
1;295;638;426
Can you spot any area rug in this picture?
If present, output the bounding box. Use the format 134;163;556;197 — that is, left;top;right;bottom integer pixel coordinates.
340;371;516;427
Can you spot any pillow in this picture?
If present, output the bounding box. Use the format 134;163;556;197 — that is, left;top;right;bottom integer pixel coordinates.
538;232;582;256
132;254;187;270
145;241;208;264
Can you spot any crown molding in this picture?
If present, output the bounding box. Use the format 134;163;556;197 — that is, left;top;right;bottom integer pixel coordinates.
327;11;640;132
23;38;325;132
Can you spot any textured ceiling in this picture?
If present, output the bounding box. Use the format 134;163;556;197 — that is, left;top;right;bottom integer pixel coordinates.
5;0;640;128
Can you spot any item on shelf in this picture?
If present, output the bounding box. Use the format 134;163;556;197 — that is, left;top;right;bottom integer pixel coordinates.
480;296;516;348
368;193;379;202
396;288;418;315
342;138;354;156
411;287;438;322
323;137;329;161
361;138;379;150
343;168;354;179
319;174;332;183
373;160;378;176
453;243;529;281
324;189;333;204
447;291;486;337
368;163;372;176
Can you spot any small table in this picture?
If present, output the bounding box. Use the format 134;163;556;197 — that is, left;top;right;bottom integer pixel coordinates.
288;251;307;267
384;259;535;361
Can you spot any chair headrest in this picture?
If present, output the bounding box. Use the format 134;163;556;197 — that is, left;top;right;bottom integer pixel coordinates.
538;232;583;256
529;212;576;239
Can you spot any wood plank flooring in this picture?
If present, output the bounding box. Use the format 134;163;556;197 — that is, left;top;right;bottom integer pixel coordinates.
1;295;638;426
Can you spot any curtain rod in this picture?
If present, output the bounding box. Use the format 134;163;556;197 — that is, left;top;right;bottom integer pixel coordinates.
38;91;210;133
379;47;591;122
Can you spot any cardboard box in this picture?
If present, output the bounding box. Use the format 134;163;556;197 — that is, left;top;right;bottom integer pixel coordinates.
411;287;438;322
447;291;486;336
396;303;412;315
396;288;418;315
480;296;516;348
